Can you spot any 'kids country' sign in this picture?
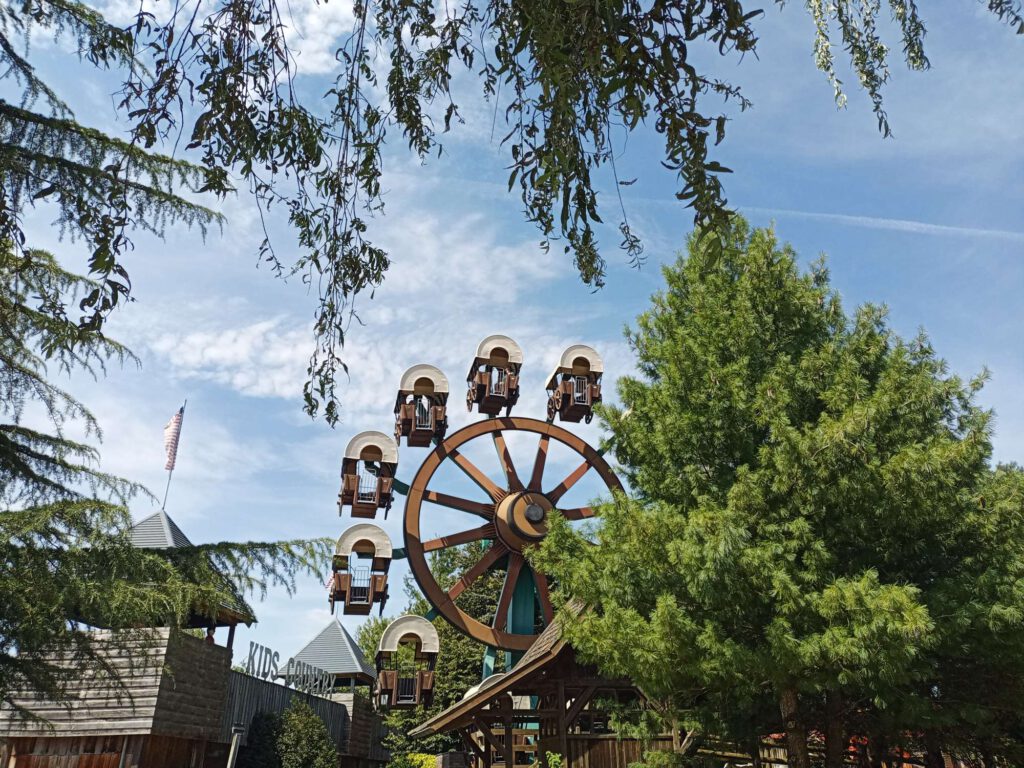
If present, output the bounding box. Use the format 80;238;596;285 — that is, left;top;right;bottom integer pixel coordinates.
244;641;333;696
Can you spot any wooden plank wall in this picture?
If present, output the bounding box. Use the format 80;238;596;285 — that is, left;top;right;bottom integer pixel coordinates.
220;672;349;751
330;693;388;762
0;630;233;742
151;632;231;741
0;631;171;737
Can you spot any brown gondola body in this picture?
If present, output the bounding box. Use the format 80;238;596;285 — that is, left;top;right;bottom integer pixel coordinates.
544;345;604;425
466;336;524;417
338;432;399;519
546;377;602;423
375;616;440;709
395;364;450;447
329;524;393;615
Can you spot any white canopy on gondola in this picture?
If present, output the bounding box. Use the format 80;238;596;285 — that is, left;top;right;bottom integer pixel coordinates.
378;615;440;657
398;364;450;396
335;523;393;560
473;335;523;367
344;431;399;464
546;344;604;389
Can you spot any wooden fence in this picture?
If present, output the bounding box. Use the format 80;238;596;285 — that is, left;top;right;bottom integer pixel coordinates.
220;671;349;750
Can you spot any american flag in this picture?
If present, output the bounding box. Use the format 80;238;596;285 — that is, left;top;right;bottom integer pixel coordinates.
163;406;185;471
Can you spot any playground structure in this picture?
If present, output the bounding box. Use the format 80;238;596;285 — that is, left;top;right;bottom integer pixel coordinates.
332;336;619;711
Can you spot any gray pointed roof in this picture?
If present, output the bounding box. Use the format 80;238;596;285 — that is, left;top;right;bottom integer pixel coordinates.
130;509;193;548
284;618;376;681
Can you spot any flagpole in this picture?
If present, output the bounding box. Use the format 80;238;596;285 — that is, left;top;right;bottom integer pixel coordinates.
162;399;187;511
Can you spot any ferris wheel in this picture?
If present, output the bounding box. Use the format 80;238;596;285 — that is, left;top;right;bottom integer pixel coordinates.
328;336;620;709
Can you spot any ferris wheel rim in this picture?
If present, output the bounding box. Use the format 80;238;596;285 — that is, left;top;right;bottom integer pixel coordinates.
402;416;621;651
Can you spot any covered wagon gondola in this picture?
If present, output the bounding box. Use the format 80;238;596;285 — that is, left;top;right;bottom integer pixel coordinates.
545;345;603;423
375;615;439;709
466;335;523;416
330;524;392;616
395;364;450;447
339;432;399;518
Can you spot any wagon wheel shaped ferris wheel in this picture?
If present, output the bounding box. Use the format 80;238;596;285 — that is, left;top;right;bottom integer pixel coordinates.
403;416;622;652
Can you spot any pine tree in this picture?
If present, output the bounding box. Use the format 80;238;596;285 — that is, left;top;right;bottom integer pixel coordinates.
0;244;329;715
534;217;1024;767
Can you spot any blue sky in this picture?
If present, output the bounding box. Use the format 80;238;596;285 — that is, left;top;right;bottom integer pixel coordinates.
15;1;1023;664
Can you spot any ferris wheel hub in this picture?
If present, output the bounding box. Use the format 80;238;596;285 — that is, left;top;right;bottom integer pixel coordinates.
494;491;552;551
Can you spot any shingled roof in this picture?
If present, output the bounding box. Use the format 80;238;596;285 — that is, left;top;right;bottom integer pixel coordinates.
282;618;376;683
130;509;193;548
127;509;255;627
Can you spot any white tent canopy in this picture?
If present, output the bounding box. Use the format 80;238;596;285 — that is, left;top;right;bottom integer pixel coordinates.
336;523;393;560
399;364;450;395
378;615;440;655
344;431;399;464
474;335;524;366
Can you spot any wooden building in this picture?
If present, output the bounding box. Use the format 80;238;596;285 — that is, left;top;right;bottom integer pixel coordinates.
409;617;802;768
0;513;388;768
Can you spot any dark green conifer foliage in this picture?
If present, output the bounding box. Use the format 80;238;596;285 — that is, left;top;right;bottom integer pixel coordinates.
0;244;330;715
276;701;338;768
534;218;1024;768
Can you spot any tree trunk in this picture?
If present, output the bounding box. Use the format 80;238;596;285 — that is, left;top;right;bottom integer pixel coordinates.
824;690;845;768
923;731;945;768
779;686;811;768
869;736;888;768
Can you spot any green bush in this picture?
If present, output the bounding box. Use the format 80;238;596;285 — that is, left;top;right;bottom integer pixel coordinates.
389;753;436;768
277;701;339;768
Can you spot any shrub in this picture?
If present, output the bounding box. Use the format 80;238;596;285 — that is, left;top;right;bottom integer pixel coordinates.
277;701;339;768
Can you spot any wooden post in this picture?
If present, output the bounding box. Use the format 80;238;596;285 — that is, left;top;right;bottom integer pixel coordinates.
117;736;130;768
556;680;568;762
227;624;236;651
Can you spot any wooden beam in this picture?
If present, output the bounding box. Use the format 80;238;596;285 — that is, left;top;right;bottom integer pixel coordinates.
564;685;598;727
557;679;568;760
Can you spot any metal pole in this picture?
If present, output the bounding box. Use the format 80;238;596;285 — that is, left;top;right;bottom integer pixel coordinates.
225;724;245;768
161;468;174;510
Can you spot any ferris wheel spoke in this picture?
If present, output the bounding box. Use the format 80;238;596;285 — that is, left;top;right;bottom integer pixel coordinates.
448;543;505;602
422;523;497;553
546;458;592;504
448;448;506;502
533;570;555;625
560;506;594;521
528;433;550;491
493;553;525;632
423;490;495;519
492;432;524;492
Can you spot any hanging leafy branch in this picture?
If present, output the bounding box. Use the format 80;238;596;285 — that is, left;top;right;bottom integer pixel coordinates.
3;0;1021;423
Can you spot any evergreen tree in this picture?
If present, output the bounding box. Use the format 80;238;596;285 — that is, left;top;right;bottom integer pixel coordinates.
0;244;329;715
534;218;1024;768
239;711;283;768
3;0;1020;422
276;701;338;768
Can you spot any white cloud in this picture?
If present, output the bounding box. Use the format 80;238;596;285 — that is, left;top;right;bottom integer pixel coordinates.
743;207;1024;243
